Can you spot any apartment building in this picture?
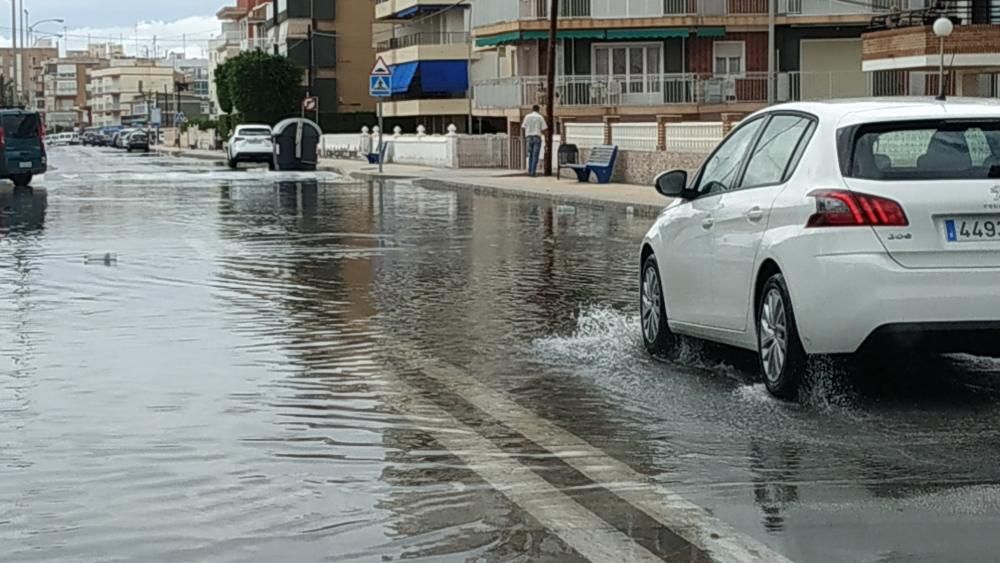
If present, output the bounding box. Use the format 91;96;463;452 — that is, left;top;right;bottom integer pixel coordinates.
41;54;108;131
470;0;950;131
213;0;377;124
87;60;182;127
0;42;59;108
374;1;473;132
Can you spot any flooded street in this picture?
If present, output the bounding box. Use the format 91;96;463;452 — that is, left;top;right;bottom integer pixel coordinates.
7;147;1000;562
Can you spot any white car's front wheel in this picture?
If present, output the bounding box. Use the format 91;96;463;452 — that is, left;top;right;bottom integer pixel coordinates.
757;273;808;400
641;255;676;356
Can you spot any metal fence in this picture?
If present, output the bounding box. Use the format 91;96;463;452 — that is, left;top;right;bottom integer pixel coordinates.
564;123;605;149
611;123;658;152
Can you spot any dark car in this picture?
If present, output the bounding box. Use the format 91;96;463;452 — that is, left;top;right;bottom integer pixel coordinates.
0;109;46;186
127;130;149;153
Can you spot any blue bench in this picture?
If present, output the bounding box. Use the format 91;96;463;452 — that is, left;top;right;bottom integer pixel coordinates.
563;144;618;184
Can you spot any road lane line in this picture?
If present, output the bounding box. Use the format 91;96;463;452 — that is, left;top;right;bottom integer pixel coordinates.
398;350;792;563
391;386;666;563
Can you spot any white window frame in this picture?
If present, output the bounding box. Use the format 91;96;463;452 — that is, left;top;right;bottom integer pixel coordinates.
591;42;665;77
713;40;745;78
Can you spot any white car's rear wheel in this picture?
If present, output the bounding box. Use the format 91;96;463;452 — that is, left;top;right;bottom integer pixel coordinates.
641;255;675;356
757;273;808;399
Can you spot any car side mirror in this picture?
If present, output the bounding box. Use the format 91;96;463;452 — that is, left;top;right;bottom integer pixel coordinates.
654;169;691;199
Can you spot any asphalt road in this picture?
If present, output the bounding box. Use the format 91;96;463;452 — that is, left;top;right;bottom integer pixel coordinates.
4;146;1000;562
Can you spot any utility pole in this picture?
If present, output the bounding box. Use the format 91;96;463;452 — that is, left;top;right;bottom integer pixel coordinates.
11;0;17;103
23;8;28;48
152;35;157;60
543;0;558;176
767;0;775;105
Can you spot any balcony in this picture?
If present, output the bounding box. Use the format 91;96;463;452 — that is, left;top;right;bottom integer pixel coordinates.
863;23;1000;72
376;32;470;64
376;0;461;20
473;0;905;31
382;98;471;118
240;37;272;52
473;71;936;111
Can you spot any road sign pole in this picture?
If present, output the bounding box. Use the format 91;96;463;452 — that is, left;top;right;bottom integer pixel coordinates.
378;99;384;175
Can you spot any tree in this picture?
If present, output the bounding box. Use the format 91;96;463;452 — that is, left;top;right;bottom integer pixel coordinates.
214;60;234;115
224;51;303;126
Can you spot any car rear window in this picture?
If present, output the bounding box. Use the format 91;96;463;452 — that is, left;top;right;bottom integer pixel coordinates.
844;120;1000;180
240;128;270;136
3;113;40;139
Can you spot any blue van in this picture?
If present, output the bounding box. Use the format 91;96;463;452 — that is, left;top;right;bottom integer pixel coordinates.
0;109;46;186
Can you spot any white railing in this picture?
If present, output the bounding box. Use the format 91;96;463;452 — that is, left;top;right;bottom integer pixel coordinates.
611;123;657;151
473;0;910;26
240;38;271;52
666;122;725;153
474;74;770;109
564;123;604;148
475;70;970;109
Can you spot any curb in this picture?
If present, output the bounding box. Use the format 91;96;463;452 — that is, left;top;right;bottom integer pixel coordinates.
413;178;663;218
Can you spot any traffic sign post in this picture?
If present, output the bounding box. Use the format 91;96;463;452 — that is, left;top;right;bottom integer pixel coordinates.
369;56;393;174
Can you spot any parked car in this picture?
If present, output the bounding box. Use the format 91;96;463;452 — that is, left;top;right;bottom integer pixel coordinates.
0;108;46;186
127;129;150;152
641;98;1000;399
227;124;274;169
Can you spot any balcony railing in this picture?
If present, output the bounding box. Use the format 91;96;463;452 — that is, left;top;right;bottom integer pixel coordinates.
376;32;471;52
473;0;910;26
240;38;272;52
474;71;946;109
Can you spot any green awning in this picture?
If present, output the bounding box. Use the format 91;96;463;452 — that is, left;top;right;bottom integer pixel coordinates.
696;27;726;37
475;31;521;48
521;30;607;40
606;28;689;40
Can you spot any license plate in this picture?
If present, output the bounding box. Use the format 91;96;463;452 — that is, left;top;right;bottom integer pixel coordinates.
945;217;1000;242
18;161;31;169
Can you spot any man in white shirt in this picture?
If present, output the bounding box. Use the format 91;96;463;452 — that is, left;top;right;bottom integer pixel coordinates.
522;105;547;177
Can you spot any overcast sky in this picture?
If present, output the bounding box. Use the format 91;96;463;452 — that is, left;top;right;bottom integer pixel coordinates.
0;0;221;57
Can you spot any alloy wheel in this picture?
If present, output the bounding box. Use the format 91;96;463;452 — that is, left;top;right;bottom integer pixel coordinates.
759;288;788;383
641;266;661;344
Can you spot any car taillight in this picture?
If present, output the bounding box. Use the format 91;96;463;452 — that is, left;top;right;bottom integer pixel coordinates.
234;136;244;142
0;127;6;151
806;189;908;228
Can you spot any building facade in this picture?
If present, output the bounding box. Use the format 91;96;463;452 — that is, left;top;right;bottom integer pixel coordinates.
213;0;378;124
469;0;970;132
374;1;473;132
41;54;108;131
87;60;181;127
0;43;59;108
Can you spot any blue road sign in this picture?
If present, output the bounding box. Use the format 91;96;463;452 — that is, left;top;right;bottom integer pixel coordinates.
370;75;392;98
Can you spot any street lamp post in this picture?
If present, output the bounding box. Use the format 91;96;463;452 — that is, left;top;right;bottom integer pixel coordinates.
29;18;66;46
933;17;953;101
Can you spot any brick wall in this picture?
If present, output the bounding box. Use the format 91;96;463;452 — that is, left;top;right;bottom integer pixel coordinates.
863;25;1000;60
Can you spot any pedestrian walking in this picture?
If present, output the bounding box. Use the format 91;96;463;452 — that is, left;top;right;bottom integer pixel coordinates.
522;105;547;177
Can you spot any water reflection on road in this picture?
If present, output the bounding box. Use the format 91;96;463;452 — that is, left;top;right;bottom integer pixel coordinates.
3;147;1000;562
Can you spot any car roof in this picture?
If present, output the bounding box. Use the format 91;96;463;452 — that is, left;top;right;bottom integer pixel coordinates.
237;124;271;129
756;97;1000;127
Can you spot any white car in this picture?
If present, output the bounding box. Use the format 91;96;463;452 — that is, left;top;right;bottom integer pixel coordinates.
227;124;274;169
641;98;1000;399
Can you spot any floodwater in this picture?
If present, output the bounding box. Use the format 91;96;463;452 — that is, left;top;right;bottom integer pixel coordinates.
5;147;1000;562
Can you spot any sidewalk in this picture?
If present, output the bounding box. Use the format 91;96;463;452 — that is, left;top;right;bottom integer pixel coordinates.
155;146;668;217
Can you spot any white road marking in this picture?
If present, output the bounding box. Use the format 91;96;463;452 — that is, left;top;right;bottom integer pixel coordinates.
393;388;666;563
397;348;793;563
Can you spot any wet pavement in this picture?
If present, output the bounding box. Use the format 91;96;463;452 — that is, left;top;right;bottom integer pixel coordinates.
5;147;1000;562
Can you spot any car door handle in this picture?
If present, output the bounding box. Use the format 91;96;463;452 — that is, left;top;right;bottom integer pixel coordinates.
701;216;715;229
746;207;764;223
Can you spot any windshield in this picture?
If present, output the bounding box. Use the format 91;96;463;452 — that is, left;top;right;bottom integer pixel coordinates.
240;128;270;136
2;113;40;138
845;120;1000;180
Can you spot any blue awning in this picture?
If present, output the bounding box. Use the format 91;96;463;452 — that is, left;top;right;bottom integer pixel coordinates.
419;60;468;94
390;62;418;94
394;4;461;18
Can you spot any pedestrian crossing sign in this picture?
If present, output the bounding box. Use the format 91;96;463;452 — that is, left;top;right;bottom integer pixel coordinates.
370;75;392;98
